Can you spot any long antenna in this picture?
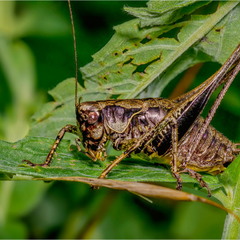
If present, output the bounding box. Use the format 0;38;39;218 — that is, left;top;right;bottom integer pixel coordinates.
68;0;78;106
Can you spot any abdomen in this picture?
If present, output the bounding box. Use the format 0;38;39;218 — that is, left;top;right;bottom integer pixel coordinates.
166;117;239;174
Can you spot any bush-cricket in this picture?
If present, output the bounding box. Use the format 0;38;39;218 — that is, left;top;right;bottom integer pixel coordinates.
23;1;240;196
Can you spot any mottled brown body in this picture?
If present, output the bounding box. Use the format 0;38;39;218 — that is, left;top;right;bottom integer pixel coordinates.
77;98;239;175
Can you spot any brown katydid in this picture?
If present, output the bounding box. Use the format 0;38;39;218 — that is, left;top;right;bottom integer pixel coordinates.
23;1;240;196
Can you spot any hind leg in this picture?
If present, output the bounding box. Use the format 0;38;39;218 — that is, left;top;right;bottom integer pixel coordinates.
180;168;211;196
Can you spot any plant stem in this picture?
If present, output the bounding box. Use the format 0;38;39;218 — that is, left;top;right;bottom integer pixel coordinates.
0;182;14;226
222;179;240;239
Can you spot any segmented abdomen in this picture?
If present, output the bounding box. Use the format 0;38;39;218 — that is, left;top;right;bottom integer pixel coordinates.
171;116;239;174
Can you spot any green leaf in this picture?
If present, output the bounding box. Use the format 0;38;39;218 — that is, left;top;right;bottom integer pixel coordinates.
138;48;210;98
197;4;240;64
217;155;240;238
147;0;204;13
124;0;211;27
0;136;221;189
81;1;239;99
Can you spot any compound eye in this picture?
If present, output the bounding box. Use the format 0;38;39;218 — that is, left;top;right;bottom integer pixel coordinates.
87;111;99;124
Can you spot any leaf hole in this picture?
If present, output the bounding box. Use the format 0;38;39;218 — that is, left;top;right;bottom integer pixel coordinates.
111;94;120;99
132;56;161;74
123;57;133;66
140;36;151;44
192;1;218;15
158;27;181;41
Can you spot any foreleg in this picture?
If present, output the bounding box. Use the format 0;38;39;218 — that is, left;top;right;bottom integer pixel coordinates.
23;124;78;167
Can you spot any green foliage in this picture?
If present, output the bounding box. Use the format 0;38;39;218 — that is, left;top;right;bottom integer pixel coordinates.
0;135;220;188
124;0;211;27
81;0;239;99
0;0;240;238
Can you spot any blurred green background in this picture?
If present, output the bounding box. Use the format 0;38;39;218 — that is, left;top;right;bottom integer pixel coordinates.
1;1;240;238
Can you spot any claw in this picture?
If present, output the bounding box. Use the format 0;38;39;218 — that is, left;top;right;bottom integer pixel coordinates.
91;184;100;190
172;172;183;191
176;182;182;191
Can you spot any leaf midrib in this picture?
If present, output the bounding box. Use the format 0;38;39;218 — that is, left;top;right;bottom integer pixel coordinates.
122;1;239;99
